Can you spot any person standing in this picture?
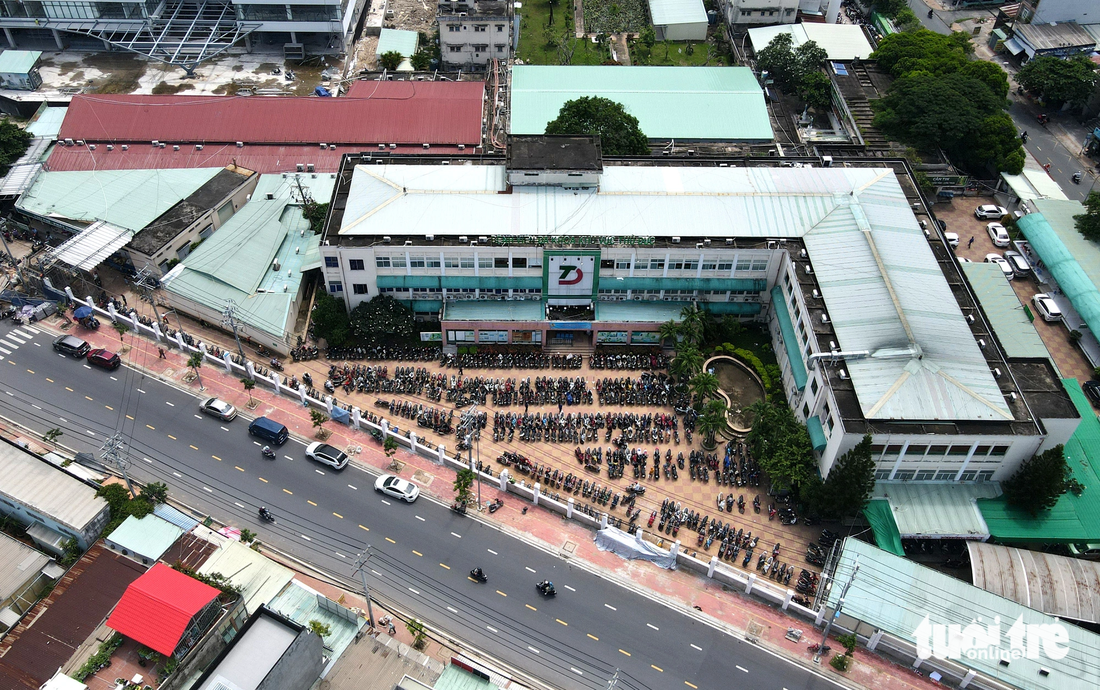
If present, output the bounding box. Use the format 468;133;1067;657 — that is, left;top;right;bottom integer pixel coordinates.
967;236;974;249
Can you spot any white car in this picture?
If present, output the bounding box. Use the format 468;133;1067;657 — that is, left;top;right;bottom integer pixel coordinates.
305;442;349;470
986;223;1010;247
375;474;420;503
975;204;1008;220
1032;293;1063;322
985;254;1014;280
944;232;960;249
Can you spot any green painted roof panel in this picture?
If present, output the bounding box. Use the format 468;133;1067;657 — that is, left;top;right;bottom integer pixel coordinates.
806;415;827;451
595;300;690;322
510;66;774;141
961;262;1053;362
377;28;419;57
0;50;40;74
1022;199;1100;340
770;285;807;390
442;300;545;321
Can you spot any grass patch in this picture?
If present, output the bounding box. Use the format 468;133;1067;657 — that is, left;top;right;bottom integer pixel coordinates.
84;52;146;94
583;0;647;33
518;0;610;65
151;81;195;95
633;38;728;66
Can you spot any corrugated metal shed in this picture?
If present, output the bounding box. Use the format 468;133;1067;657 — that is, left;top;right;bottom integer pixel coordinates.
0;50;40;75
153;503;201;532
0;532;49;604
106;563;220;656
830;537;1100;690
510;66;773;141
376;28;420;57
802;172;1010;422
1000;155;1069;201
198;541;294;614
58;85;484;146
968;541;1100;624
106;514;185;563
871;482;1000;539
0;441;107;535
16;167;223;231
961;262;1053;362
648;0;707;27
748;23;874;60
25;106;66;139
1022;198;1100;340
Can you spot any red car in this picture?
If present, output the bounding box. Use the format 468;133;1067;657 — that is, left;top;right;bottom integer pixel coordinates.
87;348;121;370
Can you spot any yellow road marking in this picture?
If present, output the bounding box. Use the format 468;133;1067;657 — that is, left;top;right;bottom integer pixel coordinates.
235;466;245;472
212;455;222;461
525;604;537;611
333;512;343;519
189;444;198;450
385;537;396;544
168;434;177;440
412;550;423;557
359;524;369;531
126;414;134;420
556;619;568;626
46;378;53;382
307;500;317;506
84;395;92;401
684;683;698;689
283;488;293;495
105;405;113;410
587;634;599;641
619;649;631;657
440;563;450;570
146;424;155;430
65;386;74;391
496;590;507;597
651;665;663;672
26;369;33;374
258;477;268;483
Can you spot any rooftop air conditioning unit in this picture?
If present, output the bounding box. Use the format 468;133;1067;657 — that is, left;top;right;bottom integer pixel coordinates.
687;149;695;156
672;236;681;243
812;289;821;299
383;236;392;244
121;144;128;151
829;340;838;351
822;155;833;167
389;144;397;149
404;240;413;246
296;164;304;172
838;369;849;380
726;238;734;245
195;144;203;150
800;248;808;258
804;265;814;275
159;142;166;148
151;140;159;146
64;138;74;145
423;143;430;150
470;241;478;246
967;314;976;324
479;236;488;243
704;239;711;246
821;314;830;324
696;243;704;249
265;192;275;200
173;145;180;151
441;161;450;165
1009;392;1018;401
106;144;113;151
284;284;289;292
236;142;244;148
978;339;986;349
993;368;1002;378
458;144;466;150
295;247;299;254
272;258;281;271
425;234;435;241
307;164;315;172
329;145;336;150
320;143;327;148
767;241;777;249
88;144;96;150
459;236;468;243
378;143;386;150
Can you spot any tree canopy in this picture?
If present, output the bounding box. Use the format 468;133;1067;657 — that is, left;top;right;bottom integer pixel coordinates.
1016;55;1099;108
545;96;649;156
349;294;415;343
746;399;816;490
379;51;404;72
1002;445;1070;517
813;436;875;519
1074;191;1100;242
756;34;829;108
0;119;30;177
311;288;351;346
871;29;973;77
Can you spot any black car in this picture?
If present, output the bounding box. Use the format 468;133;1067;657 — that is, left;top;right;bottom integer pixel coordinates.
53;334;91;358
1084;380;1100;408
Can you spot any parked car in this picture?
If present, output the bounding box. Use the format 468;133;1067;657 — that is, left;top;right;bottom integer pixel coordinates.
984;254;1014;279
1068;541;1100;559
944;232;960;249
305;442;349;470
374;474;420;503
986;223;1010;247
86;348;121;370
53;334;91;358
199;397;237;421
1083;381;1100;408
1031;294;1062;322
975;204;1008;220
1003;251;1030;276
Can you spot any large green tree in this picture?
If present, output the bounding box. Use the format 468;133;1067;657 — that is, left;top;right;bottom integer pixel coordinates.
349;294;415;343
755;34;828;106
870;29;972;78
1074;191;1100;242
814;435;875;519
669;342;703;382
1002;445;1070;517
311;289;351;346
545;97;649;156
0;118;31;177
1016;54;1099;108
745;399;816;490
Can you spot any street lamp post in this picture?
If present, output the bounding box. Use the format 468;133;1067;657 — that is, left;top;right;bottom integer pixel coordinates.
353;547;377;628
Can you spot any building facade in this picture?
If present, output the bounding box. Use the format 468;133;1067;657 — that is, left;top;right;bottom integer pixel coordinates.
719;0;799;25
438;0;512;69
317;141;1079;481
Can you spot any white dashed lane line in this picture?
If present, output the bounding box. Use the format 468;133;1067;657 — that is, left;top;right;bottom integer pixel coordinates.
690;644;703;651
605;604;617;611
165;401;174;407
416;515;425;521
647;623;659;631
451;532;462;539
564;585;576;592
487;549;498;555
736;665;749;673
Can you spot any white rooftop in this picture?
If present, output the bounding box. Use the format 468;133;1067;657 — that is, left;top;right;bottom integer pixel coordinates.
748;23;874;61
0;442;107;533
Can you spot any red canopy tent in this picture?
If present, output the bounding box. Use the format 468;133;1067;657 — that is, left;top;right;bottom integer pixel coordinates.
106;563;221;656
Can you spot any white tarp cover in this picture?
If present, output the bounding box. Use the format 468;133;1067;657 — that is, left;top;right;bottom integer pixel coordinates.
594;527;677;569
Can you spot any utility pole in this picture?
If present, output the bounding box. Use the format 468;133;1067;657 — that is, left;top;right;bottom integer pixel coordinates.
0;223;26;287
605;669;620;690
133;265;167;335
814;555;859;664
100;433;135;496
222;299;247;361
353;547;377;628
458;403;481;509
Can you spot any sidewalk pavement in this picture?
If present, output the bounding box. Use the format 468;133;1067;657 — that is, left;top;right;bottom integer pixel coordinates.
30;314;944;690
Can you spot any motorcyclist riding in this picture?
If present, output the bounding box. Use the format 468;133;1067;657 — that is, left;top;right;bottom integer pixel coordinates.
262;445;274;458
471;567;487;582
537;580;555;596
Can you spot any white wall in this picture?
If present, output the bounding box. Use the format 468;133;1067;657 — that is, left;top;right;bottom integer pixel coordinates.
656;21;708;41
1033;0;1100;25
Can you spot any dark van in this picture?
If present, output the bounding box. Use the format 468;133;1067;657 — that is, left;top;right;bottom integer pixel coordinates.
249;416;289;445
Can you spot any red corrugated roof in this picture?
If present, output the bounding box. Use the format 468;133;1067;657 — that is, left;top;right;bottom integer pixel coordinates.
45;143;471;174
106;563;220;656
58;81;485;146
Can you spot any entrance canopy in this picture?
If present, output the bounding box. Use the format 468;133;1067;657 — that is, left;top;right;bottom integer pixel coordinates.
46;221;133;272
871;482;1000;540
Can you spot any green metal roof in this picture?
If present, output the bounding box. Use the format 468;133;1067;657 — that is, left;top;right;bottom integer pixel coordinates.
376;28;419;57
17;168;224;231
871;481;1000;539
0;50;40;75
1020;199;1100;341
805;415;827;451
831;537;1100;690
595;300;690;322
862;500;904;556
509;66;774;141
442;300;545;321
107;514;184;561
770;285;807;390
26;105;67;139
979;378;1100;543
961;262;1053;364
434;664;498;690
163;174;332;343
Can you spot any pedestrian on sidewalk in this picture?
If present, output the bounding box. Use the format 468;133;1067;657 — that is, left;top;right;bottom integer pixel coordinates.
158;347;166;359
967;236;974;249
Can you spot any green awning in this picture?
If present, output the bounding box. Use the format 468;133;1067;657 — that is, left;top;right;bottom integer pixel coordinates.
616;277;767;292
703;302;763;316
378;276;543;290
806;415;827;451
769;285;807;390
863;500;905;557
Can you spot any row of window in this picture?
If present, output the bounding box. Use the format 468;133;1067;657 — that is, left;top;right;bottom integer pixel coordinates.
447;45;507;53
374;256;532;269
871;444;1010;457
445;23;507;32
874;469;996;482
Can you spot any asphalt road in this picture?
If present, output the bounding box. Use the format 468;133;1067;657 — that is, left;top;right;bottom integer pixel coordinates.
0;321;846;690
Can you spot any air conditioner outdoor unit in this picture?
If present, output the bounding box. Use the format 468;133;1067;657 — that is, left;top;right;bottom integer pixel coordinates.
821;314;830;323
800;248;808;258
423;143;430;150
458;144;466;150
829;340;838;351
967;314;976;324
404;240;413;246
151;140;159;146
329;145;336;150
425;234;435;241
704;239;711;246
265;193;275;200
804;265;814;275
812;289;821;299
672;237;681;243
296;164;304;172
479;236;488;243
320;143;327;148
383;236;392;243
106;144;113;151
389;144;397;149
459;236;468;243
236;142;244;148
159;143;166;148
470;241;478;246
307;164;315;172
838;369;849;380
272;258;281;271
195;144;203;150
88;144;96;150
64;138;74;145
993;368;1002;378
726;238;734;245
978;338;986;349
121;144;128;151
173;145;180;151
378;143;386;150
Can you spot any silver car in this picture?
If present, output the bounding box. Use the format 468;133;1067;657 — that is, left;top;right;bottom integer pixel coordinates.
199;397;237;421
374;474;420;503
306;442;350;470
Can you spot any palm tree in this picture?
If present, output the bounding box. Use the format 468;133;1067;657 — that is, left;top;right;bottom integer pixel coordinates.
187;351;205;391
698;399;728;448
670;343;703;382
679;304;704;346
658;320;681;348
690;371;719;402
